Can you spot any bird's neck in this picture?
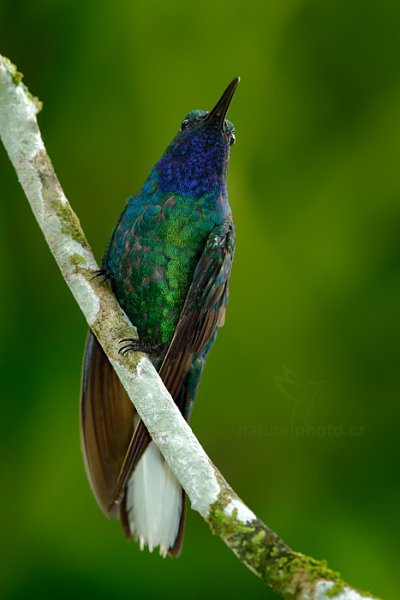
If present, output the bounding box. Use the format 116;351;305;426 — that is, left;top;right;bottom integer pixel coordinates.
153;139;229;199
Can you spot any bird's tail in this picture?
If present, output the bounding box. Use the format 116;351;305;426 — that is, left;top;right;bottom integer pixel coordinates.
124;441;185;557
81;332;185;556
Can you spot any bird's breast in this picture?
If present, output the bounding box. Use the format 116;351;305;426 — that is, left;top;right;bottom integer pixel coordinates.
106;193;227;346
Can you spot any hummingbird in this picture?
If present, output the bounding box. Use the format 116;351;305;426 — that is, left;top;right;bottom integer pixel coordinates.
80;78;239;557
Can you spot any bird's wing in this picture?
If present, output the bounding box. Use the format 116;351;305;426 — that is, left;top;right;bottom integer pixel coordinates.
159;219;235;398
80;332;136;518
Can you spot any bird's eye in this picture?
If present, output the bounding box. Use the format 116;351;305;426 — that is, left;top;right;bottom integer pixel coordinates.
181;118;190;131
229;132;236;145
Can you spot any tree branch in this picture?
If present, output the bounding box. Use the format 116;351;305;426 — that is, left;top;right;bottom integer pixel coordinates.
0;54;379;600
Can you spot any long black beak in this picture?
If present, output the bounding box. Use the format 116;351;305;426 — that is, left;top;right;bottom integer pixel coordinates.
206;77;240;129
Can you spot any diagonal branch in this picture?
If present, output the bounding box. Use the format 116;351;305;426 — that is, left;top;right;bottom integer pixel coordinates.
0;54;379;600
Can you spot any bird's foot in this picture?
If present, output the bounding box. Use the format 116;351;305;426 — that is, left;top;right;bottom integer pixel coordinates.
118;338;154;355
92;268;113;284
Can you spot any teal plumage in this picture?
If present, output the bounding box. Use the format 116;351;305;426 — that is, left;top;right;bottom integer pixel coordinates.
81;79;239;557
106;188;227;345
105;114;235;347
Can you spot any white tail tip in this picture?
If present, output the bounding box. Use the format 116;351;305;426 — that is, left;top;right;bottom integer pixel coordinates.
126;442;182;555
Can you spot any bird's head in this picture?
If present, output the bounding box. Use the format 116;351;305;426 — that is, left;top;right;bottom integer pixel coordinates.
154;78;240;198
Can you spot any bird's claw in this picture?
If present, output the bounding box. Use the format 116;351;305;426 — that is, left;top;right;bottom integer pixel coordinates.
92;268;112;284
118;338;153;355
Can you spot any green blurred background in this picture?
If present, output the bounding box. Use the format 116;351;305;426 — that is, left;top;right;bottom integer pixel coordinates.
1;1;399;598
